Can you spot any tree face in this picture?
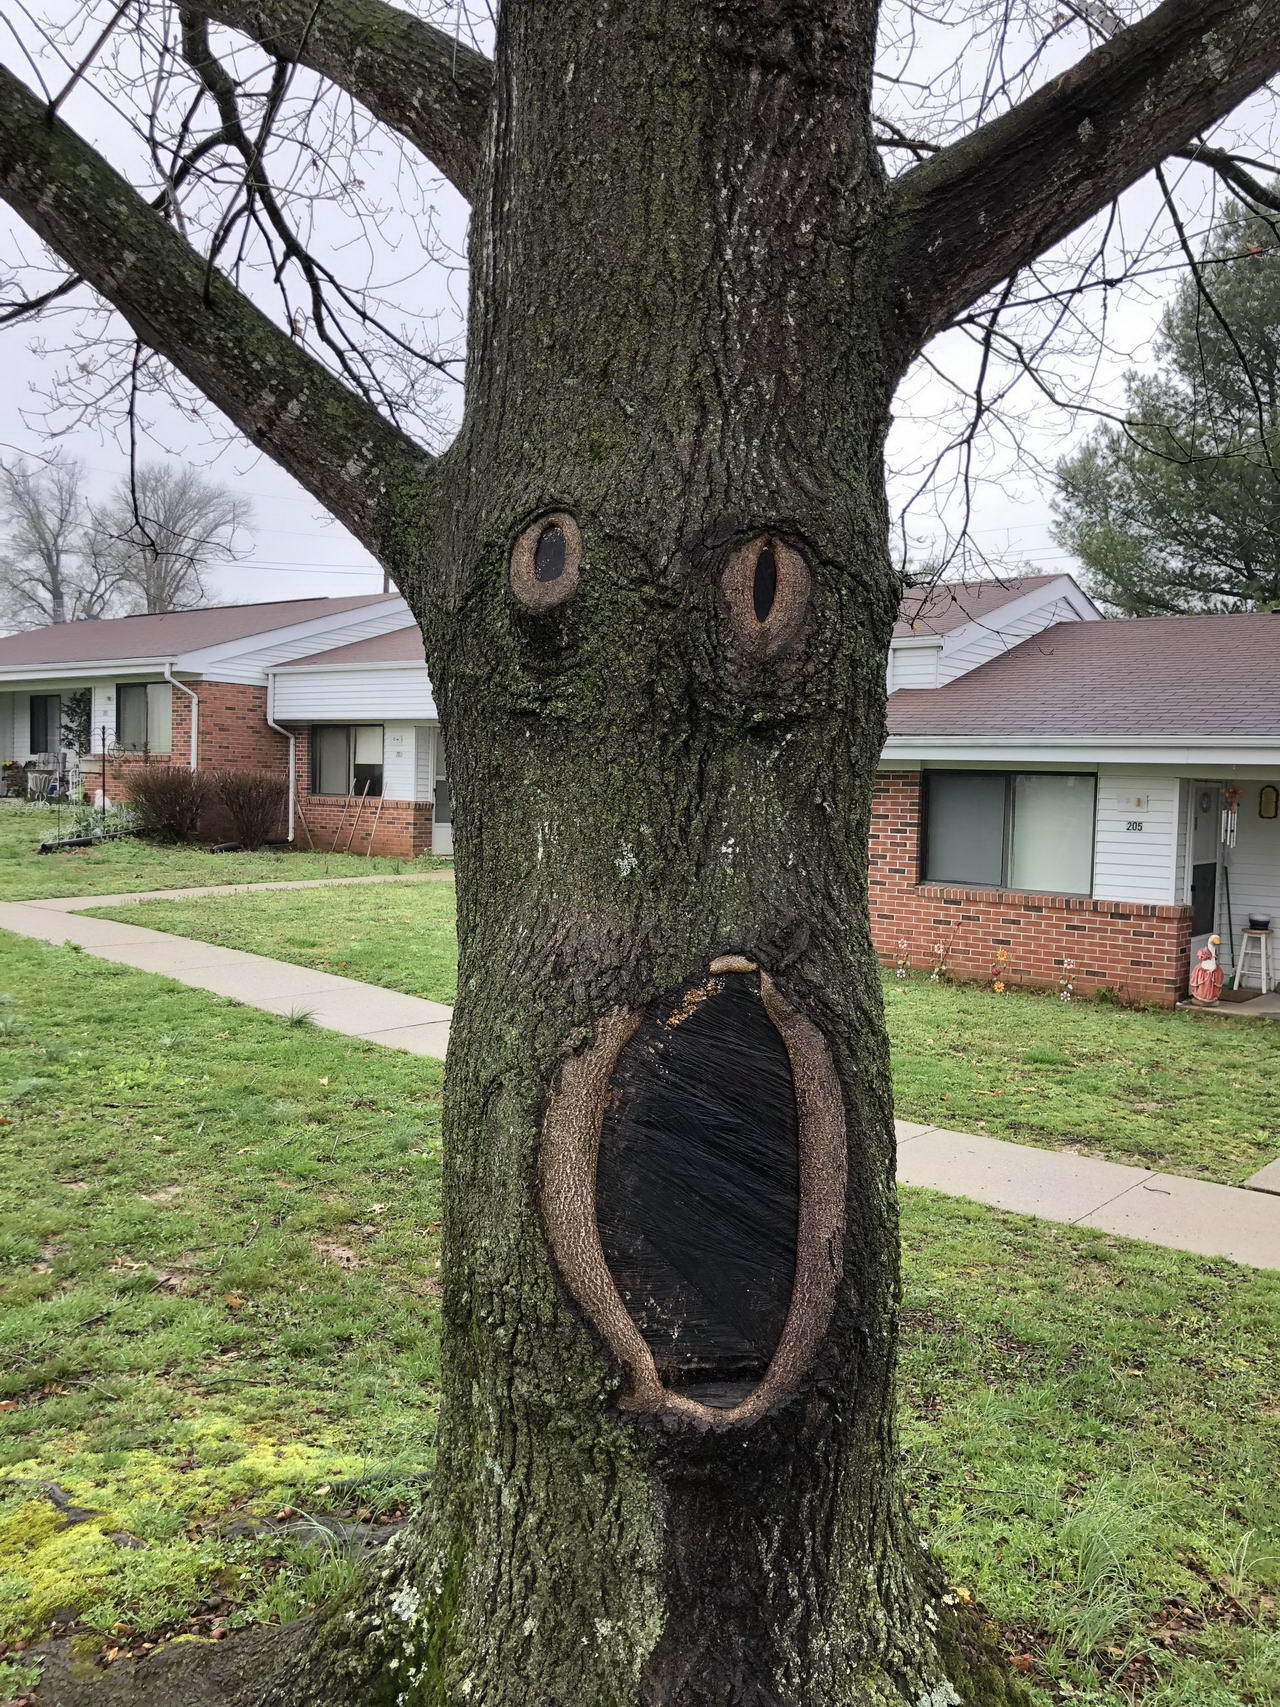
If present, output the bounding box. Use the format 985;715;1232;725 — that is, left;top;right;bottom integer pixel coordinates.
4;1;1280;1703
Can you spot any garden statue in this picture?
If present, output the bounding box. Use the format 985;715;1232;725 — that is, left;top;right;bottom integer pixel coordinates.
1190;936;1224;1006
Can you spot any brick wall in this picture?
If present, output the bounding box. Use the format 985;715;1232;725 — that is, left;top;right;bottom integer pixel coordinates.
92;680;289;840
870;770;1192;1007
189;681;288;772
91;681;287;790
289;725;434;858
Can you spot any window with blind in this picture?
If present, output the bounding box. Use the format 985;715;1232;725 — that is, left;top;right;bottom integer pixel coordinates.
923;771;1095;895
310;726;384;796
115;682;173;753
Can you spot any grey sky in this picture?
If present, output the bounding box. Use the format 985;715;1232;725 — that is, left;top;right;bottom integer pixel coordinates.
1;0;1274;607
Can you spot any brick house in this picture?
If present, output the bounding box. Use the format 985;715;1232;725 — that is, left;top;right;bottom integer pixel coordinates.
880;601;1280;1006
0;594;419;844
268;625;446;857
5;581;1278;1003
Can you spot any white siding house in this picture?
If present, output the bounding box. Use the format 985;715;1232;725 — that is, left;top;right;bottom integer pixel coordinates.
881;606;1280;1001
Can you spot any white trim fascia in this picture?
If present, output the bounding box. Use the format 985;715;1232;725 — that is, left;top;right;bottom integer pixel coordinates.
0;661;200;686
179;597;408;673
882;734;1280;769
273;658;429;676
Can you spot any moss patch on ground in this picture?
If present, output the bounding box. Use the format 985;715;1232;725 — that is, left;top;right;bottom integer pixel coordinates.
95;881;1280;1184
0;932;442;1688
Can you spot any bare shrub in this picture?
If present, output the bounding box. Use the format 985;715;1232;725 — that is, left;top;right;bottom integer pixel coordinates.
124;763;210;842
209;767;286;850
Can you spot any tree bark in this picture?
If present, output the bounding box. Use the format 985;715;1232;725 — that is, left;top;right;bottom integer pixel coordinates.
222;3;1026;1703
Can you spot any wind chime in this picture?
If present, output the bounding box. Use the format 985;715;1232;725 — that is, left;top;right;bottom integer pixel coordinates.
1220;784;1239;849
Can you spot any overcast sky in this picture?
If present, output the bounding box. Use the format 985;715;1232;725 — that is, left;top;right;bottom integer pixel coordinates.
2;1;1273;611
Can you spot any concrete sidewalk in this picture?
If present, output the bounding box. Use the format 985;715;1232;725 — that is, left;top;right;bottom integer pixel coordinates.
1;875;1277;1269
0;881;453;1059
896;1121;1280;1270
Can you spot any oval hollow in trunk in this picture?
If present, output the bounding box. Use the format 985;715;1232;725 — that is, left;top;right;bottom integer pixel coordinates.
540;966;846;1430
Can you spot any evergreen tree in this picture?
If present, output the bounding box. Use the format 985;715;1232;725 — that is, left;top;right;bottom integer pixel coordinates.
1054;199;1280;613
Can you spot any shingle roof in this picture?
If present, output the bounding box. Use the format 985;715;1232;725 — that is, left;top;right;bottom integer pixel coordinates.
0;596;391;667
887;614;1280;738
894;574;1064;637
281;625;425;668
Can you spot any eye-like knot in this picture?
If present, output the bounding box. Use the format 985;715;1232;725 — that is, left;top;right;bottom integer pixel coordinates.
511;511;583;610
722;534;810;657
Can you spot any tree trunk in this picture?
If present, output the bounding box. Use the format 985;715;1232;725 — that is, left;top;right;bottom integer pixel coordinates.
65;4;1027;1705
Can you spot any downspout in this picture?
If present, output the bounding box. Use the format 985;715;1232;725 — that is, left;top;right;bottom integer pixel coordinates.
265;670;295;842
164;665;199;770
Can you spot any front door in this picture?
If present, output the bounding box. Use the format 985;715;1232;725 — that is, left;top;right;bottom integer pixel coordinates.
1190;860;1217;936
1189;784;1221;942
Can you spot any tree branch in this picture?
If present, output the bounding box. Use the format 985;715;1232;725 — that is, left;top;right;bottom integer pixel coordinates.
1178;140;1280;216
182;0;491;200
0;62;432;555
886;0;1280;356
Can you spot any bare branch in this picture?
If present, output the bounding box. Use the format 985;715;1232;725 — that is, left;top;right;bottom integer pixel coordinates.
887;0;1280;357
1178;139;1280;215
0;60;433;555
182;0;492;199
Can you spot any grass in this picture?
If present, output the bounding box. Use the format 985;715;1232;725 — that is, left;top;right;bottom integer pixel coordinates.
1;934;1278;1705
886;973;1280;1185
0;801;449;903
93;881;1280;1185
0;933;443;1692
92;881;458;1009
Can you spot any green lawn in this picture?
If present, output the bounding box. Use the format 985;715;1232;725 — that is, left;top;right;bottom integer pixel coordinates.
94;882;1280;1185
2;934;1278;1705
0;801;448;903
93;880;458;1008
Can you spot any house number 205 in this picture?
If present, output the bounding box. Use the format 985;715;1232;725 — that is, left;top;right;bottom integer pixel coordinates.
1126;819;1144;832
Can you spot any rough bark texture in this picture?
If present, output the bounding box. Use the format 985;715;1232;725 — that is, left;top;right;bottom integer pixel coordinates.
9;0;1280;1702
226;3;1027;1703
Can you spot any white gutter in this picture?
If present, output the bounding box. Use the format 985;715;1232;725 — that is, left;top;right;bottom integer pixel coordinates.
265;670;295;842
163;664;199;770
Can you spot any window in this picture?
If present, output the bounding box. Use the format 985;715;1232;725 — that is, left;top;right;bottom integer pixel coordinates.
310;725;383;797
116;682;172;753
923;771;1095;895
29;694;61;755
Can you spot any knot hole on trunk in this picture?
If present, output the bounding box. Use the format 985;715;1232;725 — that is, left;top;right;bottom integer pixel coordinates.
722;535;810;659
511;511;583;610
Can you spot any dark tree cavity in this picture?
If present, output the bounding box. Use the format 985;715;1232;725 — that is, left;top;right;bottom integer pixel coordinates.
596;973;802;1408
3;0;1280;1703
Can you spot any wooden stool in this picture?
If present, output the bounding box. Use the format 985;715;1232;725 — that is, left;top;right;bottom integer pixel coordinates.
1233;929;1274;993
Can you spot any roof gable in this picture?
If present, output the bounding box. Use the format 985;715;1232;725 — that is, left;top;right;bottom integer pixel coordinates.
895;574;1075;638
887;613;1280;739
0;595;392;671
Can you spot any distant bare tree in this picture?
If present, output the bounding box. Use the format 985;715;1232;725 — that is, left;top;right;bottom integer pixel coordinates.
0;454;119;628
95;461;251;613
